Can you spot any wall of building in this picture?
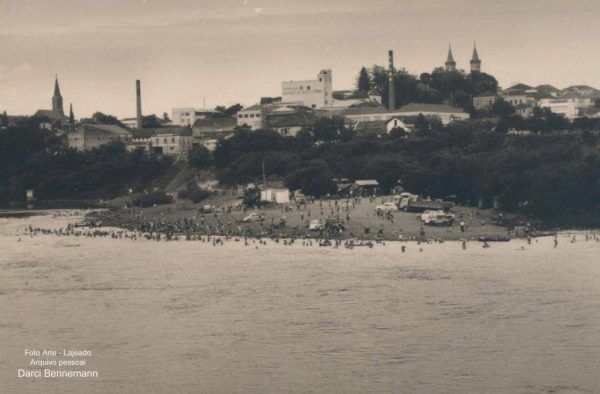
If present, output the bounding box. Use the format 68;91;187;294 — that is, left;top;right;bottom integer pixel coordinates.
473;96;497;109
281;70;333;108
236;108;263;130
151;134;194;158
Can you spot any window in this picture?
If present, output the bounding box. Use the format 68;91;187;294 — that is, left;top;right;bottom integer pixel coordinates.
164;138;167;143
250;114;255;118
307;86;311;90
172;137;175;143
256;114;260;118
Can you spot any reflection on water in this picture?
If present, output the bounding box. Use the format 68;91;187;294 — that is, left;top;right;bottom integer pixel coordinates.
1;214;600;394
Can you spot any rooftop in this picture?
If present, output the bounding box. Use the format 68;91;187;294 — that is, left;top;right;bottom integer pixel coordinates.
398;103;465;114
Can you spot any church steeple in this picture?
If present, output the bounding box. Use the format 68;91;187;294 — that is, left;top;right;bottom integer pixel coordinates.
470;42;481;73
52;75;64;115
445;44;456;72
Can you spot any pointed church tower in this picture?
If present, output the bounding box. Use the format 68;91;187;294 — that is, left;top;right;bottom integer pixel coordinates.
470;43;481;73
445;44;456;72
52;75;64;115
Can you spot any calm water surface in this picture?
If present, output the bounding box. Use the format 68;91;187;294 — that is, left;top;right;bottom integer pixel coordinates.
1;212;599;394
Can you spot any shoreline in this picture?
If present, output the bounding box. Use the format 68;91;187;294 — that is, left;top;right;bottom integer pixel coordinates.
82;196;550;242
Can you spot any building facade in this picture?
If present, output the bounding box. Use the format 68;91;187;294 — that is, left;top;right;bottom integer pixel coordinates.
281;69;333;108
236;104;264;130
68;124;131;150
172;108;217;127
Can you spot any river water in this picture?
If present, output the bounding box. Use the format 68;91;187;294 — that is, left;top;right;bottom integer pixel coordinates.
1;212;599;394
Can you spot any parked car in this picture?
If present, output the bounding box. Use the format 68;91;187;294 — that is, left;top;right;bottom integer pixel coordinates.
375;202;398;213
200;204;214;213
308;219;324;231
419;210;455;226
242;212;264;223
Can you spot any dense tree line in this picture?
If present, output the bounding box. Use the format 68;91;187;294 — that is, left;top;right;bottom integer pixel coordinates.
214;121;600;223
0;126;174;204
358;65;498;111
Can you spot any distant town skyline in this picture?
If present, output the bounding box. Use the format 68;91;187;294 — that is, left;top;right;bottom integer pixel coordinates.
1;0;600;118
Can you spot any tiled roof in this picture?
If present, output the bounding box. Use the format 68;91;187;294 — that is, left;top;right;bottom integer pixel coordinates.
268;111;316;128
33;109;68;121
132;126;191;138
398;103;465;114
80;124;131;135
474;91;498;98
193;117;237;131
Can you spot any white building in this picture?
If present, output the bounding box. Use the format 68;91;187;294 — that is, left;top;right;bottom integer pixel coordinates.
120;117;139;128
68;124;131;150
343;103;468;125
261;188;290;204
281;69;333;109
172;108;218;127
539;95;594;119
236;104;263;130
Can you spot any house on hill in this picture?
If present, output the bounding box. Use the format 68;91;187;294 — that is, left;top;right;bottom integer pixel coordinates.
396;103;469;124
268;111;316;136
192;117;236;139
473;91;500;109
68;124;131;150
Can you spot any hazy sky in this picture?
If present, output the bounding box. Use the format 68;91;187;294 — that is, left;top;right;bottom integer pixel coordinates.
1;0;600;118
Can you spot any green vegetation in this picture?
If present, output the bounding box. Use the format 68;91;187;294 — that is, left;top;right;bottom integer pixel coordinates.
177;181;213;203
361;65;498;111
133;190;173;207
214;122;600;223
0;126;174;204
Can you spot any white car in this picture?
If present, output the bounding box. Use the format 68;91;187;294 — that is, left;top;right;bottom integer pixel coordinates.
420;210;455;226
375;202;398;213
242;212;264;223
308;219;324;231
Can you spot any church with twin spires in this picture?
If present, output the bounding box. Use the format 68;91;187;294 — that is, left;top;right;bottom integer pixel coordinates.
444;43;481;73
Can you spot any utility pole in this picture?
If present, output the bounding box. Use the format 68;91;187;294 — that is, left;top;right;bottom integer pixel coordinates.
262;160;267;189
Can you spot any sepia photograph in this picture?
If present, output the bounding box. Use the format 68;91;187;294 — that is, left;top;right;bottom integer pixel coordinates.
1;0;599;393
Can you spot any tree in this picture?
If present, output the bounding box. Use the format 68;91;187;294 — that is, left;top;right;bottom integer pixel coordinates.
142;115;162;128
313;116;346;142
490;99;515;118
389;127;407;138
92;112;125;127
162;112;171;122
188;145;213;169
0;111;8;128
357;67;370;93
284;160;337;197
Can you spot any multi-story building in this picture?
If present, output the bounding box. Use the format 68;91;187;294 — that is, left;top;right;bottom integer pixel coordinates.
473;91;500;109
342;103;468;126
281;69;333;108
68;124;131;150
147;127;194;159
171;108;217;127
236;104;264;130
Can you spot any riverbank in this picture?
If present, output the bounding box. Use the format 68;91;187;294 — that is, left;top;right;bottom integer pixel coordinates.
85;194;535;242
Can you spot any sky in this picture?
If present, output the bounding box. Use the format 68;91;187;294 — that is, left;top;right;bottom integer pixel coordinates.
1;0;600;118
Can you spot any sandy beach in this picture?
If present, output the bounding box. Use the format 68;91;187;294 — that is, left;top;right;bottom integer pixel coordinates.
88;194;526;241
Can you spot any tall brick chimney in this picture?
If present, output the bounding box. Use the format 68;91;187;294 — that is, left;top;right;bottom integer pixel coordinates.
136;80;143;129
388;50;395;111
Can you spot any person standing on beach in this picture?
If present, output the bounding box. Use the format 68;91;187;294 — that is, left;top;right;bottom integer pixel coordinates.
460;220;465;233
